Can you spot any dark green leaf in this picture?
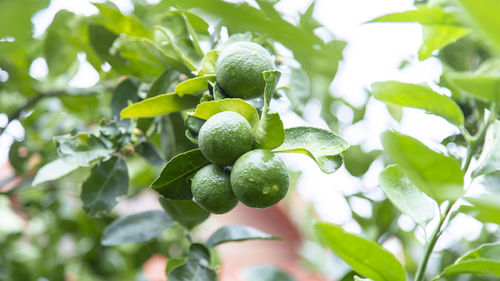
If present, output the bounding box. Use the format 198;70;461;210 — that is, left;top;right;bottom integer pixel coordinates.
371;81;464;127
81;157;129;216
315;222;406;281
159;197;209;229
111;78;140;118
343;145;381;177
274;127;349;174
436;243;500;279
136;142;164;166
121;93;199;119
242;265;295;281
166;258;187;275
206;225;281;248
381;131;464;202
192;98;260;129
101;211;172;246
379;165;436;226
147;69;176;98
175;75;216;96
151;149;210;200
169;244;216;281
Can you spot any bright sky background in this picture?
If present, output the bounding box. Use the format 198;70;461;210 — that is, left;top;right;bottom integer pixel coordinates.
1;0;486;276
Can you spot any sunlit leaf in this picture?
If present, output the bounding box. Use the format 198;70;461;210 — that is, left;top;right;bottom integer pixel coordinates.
274;127;349;174
315;222;406;281
192;98;260;129
121;93;199;119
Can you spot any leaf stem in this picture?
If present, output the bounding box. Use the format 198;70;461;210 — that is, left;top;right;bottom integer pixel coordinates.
413;103;496;281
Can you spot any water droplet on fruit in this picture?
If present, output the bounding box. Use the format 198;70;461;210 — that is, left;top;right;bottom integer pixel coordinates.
262;186;271;194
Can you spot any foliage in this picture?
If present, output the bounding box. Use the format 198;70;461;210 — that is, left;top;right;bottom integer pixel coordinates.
2;0;500;281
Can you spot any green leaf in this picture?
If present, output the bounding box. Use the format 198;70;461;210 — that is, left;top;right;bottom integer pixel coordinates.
283;66;310;114
151;149;210;200
315;222;406;281
206;225;282;248
121;93;199;119
274;127;349;174
111;78;140;118
43;10;80;76
370;7;457;25
169;244;216;281
419;25;470;60
101;211;172;246
458;0;500;51
166;258;187;275
436;243;500;279
255;71;285;149
371;81;464;127
473;119;500;177
159;197;209;229
115;37;192;79
0;0;49;43
242;265;295;281
461;195;500;225
154;25;198;71
192;99;260;129
93;2;152;39
147;69;176;98
81;156;129;216
379;165;436;226
32;148;112;186
343;145;381;177
175;75;216;96
198;50;220;76
448;73;500;102
381;131;464;202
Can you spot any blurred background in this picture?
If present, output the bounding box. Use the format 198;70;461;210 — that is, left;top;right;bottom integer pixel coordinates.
1;0;497;281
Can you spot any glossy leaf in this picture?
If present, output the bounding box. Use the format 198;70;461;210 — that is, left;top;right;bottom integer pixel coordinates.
274;127;349;174
159;197;209;229
458;0;500;51
169;244;216;281
372;81;464;127
175;75;216;96
436;243;500;279
242;265;295;281
121;93;199;119
151;149;210;200
255;71;285;149
461;195;500;225
315;222;406;281
81;157;129;216
379;165;436;226
192;99;260;129
206;225;281;247
101;211;172;246
381;131;464;202
473;120;500;177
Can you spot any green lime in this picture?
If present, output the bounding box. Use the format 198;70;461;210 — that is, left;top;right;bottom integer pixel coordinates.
198;111;254;166
191;164;238;214
216;41;274;99
230;149;289;208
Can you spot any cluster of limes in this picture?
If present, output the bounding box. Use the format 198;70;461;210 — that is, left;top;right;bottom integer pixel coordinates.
190;42;290;214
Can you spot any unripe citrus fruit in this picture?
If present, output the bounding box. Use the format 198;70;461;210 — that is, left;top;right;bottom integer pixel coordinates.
216;41;274;99
191;164;238;214
230;149;289;208
198;111;254;166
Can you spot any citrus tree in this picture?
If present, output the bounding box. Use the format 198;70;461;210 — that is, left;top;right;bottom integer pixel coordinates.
2;0;500;281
